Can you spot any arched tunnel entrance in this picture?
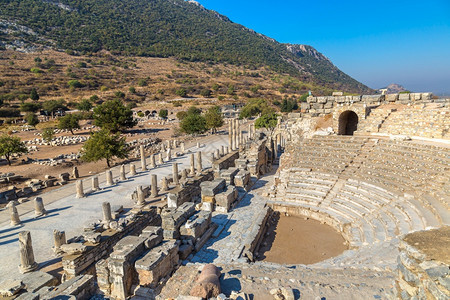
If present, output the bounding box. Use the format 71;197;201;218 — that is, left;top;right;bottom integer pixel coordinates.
338;110;359;135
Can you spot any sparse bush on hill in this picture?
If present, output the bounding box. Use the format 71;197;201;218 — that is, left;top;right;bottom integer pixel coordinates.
158;109;168;119
20;102;41;113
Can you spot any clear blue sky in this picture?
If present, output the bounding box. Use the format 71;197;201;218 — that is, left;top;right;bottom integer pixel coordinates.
196;0;450;94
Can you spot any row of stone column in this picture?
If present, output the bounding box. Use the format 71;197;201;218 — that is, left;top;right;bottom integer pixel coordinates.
228;119;255;151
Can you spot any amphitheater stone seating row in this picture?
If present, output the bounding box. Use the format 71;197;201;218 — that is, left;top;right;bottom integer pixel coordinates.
273;135;449;268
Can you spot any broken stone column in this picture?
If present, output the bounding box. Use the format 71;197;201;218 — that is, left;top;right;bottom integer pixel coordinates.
120;164;127;181
72;166;79;179
18;231;38;274
174;150;178;158
190;153;196;176
150;154;156;168
76;180;85;198
211;152;216;162
102;202;113;223
239;130;243;147
180;142;185;153
161;143;166;152
231;127;236;151
172;163;179;186
136;186;145;207
166;148;172;161
151;174;158;198
248;124;252;140
190;264;221;298
92;176;100;191
221;145;225;156
225;146;229;155
158;153;164;165
167;140;171;149
34;197;46;217
106;170;114;186
52;230;66;254
215;149;220;160
197;142;200;148
197;152;202;174
129;164;137;176
235;119;240;148
140;145;147;171
181;169;188;181
9;202;21;226
161;177;168;192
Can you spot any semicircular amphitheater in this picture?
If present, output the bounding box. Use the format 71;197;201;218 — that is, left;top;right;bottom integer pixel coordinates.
272;135;449;269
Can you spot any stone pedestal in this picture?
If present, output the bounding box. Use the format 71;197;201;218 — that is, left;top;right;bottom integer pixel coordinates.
92;176;100;191
196;152;202;174
140;145;147;171
102;202;113;223
9;202;21;226
72;166;79;179
18;231;38;273
53;230;66;254
150;154;156;168
151;174;158;198
172;163;179;186
76;180;85;198
106;170;114;186
120;164;127;181
136;186;145;207
34;197;46;217
129;164;137;176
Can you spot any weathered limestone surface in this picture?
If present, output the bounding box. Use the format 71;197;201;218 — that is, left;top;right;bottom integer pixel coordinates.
18;231;38;274
211;151;239;174
167;171;214;208
161;202;197;240
135;240;180;288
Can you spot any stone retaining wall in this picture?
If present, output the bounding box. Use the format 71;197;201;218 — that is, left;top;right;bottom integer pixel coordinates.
211;151;239;175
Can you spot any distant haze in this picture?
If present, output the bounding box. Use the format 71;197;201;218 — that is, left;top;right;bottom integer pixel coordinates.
197;0;450;94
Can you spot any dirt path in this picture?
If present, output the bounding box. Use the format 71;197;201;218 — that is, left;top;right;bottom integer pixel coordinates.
257;214;348;265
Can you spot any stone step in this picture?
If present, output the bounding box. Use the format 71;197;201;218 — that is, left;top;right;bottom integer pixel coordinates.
421;194;450;225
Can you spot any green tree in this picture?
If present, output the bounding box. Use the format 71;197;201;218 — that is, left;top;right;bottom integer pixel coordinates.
280;98;298;112
30;88;39;101
200;89;212;98
176;111;187;120
187;106;201;116
205;106;223;133
129;86;136;94
81;129;130;168
68;80;83;88
77;99;93;111
58;114;80;134
0;135;28;165
158;109;168;119
25;112;39;126
255;112;278;134
93;99;136;133
42;99;67;117
20;102;41;112
299;92;309;102
42;127;55;144
180;114;207;134
239;98;270;119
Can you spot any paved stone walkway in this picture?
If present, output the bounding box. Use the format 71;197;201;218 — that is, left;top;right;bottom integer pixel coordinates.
0;133;230;282
190;178;269;265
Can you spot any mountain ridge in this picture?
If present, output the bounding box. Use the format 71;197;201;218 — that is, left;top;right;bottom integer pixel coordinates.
0;0;373;94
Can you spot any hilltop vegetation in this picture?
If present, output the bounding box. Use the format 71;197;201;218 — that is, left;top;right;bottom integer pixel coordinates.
1;0;371;94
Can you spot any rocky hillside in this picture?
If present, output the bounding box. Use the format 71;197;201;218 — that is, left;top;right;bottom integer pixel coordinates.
0;0;372;94
383;83;408;94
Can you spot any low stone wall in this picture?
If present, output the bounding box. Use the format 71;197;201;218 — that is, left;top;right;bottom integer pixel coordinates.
396;227;449;299
62;208;160;279
211;150;239;175
241;206;271;262
301;93;433;116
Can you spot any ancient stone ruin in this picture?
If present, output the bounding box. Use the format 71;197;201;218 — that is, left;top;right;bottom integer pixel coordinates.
0;94;448;299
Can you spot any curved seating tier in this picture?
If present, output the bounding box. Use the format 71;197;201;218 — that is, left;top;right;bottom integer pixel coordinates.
273;135;450;268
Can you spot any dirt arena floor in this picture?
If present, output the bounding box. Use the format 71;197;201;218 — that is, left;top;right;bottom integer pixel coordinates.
257;214;348;265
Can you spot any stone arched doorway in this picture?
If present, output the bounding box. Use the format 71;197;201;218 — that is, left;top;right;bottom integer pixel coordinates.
338;110;359;135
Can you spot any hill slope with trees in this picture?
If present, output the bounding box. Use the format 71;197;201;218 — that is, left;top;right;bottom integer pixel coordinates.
0;0;371;94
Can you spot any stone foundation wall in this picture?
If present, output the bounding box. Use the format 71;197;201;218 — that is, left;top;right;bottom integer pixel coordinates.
167;171;214;208
396;227;450;299
62;208;160;279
